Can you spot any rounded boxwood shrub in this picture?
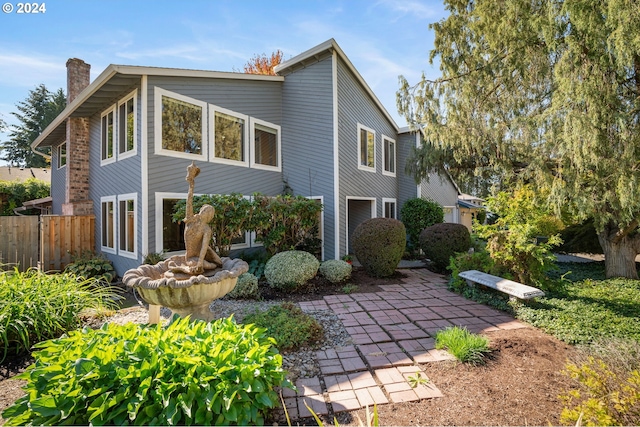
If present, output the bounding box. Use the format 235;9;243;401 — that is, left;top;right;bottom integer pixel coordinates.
319;259;352;283
352;218;406;278
2;316;290;426
420;222;472;272
264;250;319;290
227;272;260;299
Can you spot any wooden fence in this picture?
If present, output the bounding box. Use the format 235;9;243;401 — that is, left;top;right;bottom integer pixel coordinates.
0;215;95;272
0;216;39;271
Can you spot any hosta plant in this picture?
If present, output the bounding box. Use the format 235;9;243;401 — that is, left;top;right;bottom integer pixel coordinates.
2;316;291;426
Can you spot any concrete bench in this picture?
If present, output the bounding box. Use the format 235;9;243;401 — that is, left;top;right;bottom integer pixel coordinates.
458;270;545;300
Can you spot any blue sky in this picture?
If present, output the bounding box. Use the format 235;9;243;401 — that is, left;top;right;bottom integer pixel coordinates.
0;0;447;156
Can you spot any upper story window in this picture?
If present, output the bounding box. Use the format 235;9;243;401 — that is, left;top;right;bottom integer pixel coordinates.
382;135;396;177
211;107;249;166
101;107;116;165
155;87;207;161
57;142;66;169
251;118;281;172
118;91;137;159
358;124;375;172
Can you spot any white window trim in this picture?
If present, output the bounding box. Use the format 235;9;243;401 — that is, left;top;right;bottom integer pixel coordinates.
382;135;396;177
357;123;376;173
250;117;281;172
117;89;138;160
101;195;117;254
100;106;116;166
154;87;208;161
210;104;249;167
155;192;187;256
118;193;138;259
56;142;66;169
382;197;397;219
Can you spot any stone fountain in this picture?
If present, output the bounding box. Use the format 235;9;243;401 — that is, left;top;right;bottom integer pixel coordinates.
123;162;248;322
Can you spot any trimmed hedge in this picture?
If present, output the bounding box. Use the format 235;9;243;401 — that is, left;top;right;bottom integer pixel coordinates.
420;222;471;272
264;250;319;290
319;260;352;283
352;218;406;277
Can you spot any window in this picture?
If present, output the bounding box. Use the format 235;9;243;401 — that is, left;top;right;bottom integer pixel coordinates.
118;91;136;158
382;136;396;176
358;124;375;171
251;118;281;171
119;194;136;257
211;107;248;166
101;107;115;164
101;196;116;253
161;198;186;253
383;198;397;219
155;88;207;160
57;142;66;169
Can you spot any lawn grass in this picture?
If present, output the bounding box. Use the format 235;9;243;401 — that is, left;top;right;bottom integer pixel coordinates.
449;260;640;345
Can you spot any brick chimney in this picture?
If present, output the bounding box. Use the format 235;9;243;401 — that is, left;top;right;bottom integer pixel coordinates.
62;58;93;216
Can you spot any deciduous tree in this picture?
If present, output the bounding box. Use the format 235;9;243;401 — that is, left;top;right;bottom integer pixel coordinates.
242;50;284;76
398;0;640;278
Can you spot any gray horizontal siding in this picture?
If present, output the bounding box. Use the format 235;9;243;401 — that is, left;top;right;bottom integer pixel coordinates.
146;76;284;257
336;57;398;257
281;56;335;259
397;132;419;209
51;144;66;215
88;81;143;275
420;172;458;207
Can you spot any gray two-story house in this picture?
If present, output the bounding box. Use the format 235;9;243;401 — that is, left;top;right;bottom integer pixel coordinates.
32;39;459;276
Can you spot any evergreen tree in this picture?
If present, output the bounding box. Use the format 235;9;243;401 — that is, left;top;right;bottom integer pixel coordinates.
397;0;640;279
1;85;66;167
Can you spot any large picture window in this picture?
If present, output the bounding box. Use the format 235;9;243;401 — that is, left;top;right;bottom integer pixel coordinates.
251;118;281;171
358;124;375;171
118;91;136;158
155;88;207;160
212;107;248;166
101;196;116;253
101;107;115;165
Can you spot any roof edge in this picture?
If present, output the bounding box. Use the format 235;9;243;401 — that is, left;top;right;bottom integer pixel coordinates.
276;39;399;132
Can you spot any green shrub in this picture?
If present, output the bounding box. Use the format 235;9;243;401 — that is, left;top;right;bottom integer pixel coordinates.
2;316;290;426
557;218;603;254
143;252;165;265
560;339;640;426
319;259;352;283
0;178;50;216
173;193;253;256
252;194;323;256
264;250;319;290
64;251;115;283
475;186;562;287
400;198;444;255
352;218;406;278
243;302;323;352
420;222;471;273
0;268;118;363
435;326;491;365
227;273;260;300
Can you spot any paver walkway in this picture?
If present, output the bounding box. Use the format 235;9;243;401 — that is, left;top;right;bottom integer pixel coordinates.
277;268;528;419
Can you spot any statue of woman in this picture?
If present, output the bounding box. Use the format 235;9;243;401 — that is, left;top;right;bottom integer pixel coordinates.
174;162;223;275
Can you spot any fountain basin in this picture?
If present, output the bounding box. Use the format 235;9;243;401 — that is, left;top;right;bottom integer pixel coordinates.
123;256;248;321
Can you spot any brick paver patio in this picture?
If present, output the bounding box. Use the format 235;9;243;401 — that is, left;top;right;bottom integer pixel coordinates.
281;268;528;419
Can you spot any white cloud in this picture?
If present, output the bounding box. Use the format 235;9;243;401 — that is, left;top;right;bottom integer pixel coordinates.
0;52;65;88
